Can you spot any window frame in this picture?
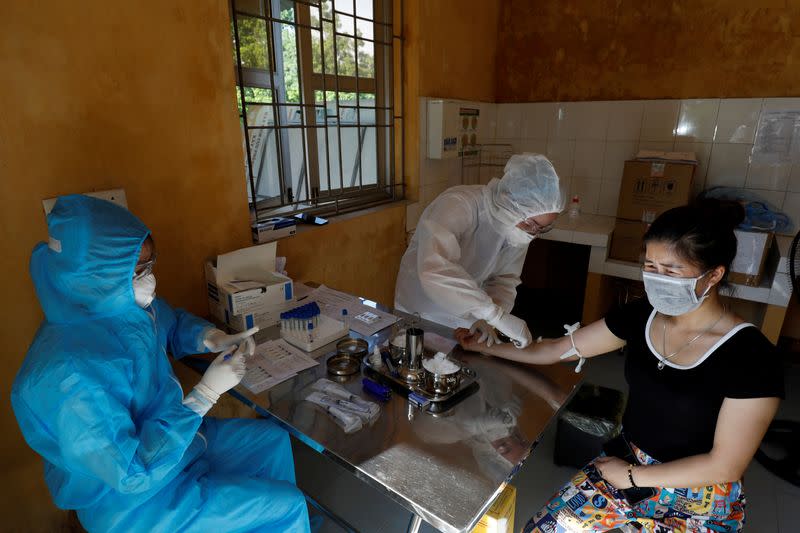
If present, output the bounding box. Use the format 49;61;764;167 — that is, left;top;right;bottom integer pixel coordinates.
231;0;403;220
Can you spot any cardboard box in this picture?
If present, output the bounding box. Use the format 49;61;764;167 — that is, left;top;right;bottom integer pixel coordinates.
471;484;516;533
252;217;297;243
609;219;649;263
205;243;294;330
617;160;695;223
729;230;774;287
208;297;295;332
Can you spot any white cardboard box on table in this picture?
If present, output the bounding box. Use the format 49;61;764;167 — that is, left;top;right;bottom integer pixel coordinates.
205;242;294;330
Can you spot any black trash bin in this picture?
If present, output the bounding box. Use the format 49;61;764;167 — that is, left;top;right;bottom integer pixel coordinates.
554;383;626;469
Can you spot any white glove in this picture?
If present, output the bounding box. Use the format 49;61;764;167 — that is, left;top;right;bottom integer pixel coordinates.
203;327;259;352
488;312;532;348
469;319;501;347
183;338;253;416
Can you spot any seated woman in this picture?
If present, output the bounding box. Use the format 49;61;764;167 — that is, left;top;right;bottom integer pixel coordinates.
456;200;784;532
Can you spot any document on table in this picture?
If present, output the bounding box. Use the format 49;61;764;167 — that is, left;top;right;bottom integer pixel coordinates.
308;284;399;336
240;339;319;393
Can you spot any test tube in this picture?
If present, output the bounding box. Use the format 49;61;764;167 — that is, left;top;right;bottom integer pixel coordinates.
307;322;314;344
342;309;349;332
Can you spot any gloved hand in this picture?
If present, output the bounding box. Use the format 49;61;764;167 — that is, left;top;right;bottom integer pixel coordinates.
183;338;254;416
487;312;532;348
203;326;259;353
469;319;501;347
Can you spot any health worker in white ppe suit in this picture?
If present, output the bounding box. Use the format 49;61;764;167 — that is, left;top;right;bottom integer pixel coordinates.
394;153;563;348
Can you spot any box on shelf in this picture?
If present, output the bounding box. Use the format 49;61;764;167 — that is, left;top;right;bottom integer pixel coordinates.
471;484;516;533
609;219;649;263
617;159;695;223
205;242;294;331
252;216;297;243
729;230;774;287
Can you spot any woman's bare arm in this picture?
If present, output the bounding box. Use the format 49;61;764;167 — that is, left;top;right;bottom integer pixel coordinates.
455;318;626;365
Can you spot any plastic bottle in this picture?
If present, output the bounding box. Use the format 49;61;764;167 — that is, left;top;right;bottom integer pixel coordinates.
569;195;581;218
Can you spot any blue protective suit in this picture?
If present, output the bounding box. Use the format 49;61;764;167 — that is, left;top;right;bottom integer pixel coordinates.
12;195;310;533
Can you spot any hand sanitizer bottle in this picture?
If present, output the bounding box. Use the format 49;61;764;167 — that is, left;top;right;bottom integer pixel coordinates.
569;195;580;218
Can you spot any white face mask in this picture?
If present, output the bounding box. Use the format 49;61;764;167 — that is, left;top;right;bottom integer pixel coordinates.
642;270;711;316
506;226;536;247
133;273;156;308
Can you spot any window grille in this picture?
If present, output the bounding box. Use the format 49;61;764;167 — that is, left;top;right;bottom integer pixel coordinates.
230;0;403;220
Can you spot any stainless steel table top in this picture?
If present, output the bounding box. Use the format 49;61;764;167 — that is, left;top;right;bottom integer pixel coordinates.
229;312;582;533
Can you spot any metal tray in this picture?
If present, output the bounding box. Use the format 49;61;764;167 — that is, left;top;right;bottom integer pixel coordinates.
363;355;479;404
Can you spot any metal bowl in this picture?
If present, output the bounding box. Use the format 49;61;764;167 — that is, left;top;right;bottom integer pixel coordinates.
422;359;463;396
327;353;360;376
336;337;369;360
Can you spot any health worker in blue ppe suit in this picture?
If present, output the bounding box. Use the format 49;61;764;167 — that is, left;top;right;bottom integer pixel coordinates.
11;195;310;533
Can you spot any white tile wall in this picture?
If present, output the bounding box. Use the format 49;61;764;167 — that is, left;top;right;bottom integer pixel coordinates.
715;98;761;143
521;103;554;140
602;141;638;181
416;96;800;236
746;162;791;191
638;140;675;152
640;100;681;141
606;101;644;141
573;141;605;179
676;99;719;142
674;141;712;195
517;139;548;154
706;143;751;188
545;139;576;182
597;180;622;216
496;104;523;138
569;177;601;213
788;166;800;193
784;193;800;223
573;101;610;141
548;103;579;140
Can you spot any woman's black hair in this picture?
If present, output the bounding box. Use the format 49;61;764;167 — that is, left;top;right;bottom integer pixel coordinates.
643;199;745;277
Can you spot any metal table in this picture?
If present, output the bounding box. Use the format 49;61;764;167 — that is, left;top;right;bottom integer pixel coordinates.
188;306;581;533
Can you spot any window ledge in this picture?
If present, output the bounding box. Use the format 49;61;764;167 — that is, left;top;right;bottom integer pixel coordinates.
292;199;410;235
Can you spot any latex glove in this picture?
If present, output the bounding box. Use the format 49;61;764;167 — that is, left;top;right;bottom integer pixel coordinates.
488;312;532;348
203;327;259;353
182;338;253;416
469;319;500;347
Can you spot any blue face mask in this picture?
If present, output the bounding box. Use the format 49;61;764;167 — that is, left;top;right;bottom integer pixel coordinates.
642;270;711;316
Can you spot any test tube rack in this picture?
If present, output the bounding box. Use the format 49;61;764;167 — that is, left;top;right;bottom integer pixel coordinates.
279;302;349;352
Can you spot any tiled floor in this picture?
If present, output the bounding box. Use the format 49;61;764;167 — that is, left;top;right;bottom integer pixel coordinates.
294;353;800;532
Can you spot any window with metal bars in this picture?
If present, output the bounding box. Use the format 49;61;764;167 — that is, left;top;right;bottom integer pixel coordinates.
231;0;402;221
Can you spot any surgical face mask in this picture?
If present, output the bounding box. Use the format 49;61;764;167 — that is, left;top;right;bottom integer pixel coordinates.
133;273;156;308
506;226;536;247
642;270;712;316
518;217;554;236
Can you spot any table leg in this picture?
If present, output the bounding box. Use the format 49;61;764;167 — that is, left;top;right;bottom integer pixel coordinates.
407;513;423;533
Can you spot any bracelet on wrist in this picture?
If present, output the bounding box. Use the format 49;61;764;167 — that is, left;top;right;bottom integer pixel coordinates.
627;464;639;488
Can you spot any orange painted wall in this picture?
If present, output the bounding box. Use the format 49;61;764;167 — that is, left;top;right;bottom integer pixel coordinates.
403;0;500;201
278;205;407;306
496;0;800;102
0;0;407;529
0;1;252;528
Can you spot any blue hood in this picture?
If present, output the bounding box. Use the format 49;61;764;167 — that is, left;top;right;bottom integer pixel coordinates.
30;194;150;324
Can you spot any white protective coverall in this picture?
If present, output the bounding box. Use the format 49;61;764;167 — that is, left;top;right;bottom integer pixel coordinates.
395;154;563;347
